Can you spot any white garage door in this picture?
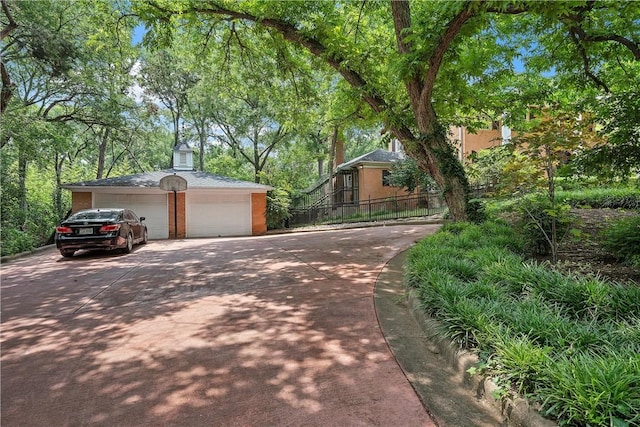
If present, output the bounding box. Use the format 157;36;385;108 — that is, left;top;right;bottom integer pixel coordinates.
187;192;251;237
94;193;168;240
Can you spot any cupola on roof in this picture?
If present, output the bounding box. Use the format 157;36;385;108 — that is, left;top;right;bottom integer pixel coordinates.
173;142;194;171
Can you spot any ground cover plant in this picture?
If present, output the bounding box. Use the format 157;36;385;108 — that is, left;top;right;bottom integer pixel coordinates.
482;186;640;283
485;186;640;216
406;221;640;426
600;215;640;267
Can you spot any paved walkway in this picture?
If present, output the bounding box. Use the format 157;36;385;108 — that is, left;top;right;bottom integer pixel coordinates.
2;225;444;426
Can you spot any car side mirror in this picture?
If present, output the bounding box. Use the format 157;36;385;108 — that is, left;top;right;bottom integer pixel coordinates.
140;217;146;221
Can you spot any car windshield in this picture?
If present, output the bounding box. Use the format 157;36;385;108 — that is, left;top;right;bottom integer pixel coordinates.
69;210;121;221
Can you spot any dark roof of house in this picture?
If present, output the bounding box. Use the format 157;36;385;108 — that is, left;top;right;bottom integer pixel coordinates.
62;169;272;191
336;149;404;171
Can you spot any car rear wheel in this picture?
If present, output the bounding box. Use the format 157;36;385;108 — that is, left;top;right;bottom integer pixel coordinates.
123;232;133;254
60;249;75;258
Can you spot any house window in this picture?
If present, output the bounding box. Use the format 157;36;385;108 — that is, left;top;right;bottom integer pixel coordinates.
344;174;353;189
180;152;187;165
382;170;391;186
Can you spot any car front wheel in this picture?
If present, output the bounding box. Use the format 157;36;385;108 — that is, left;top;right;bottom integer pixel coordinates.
123;232;133;254
60;249;75;258
141;227;148;244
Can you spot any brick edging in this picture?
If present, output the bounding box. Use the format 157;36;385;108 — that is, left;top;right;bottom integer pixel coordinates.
405;288;557;427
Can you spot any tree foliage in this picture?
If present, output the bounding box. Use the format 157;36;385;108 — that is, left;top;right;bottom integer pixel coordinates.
388;157;435;193
1;0;158;255
509;105;600;263
575;89;640;180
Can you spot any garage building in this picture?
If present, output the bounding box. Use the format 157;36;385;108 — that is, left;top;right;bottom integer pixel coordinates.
62;144;272;239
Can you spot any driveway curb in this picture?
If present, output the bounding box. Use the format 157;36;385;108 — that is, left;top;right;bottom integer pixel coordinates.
376;249;557;427
1;244;56;264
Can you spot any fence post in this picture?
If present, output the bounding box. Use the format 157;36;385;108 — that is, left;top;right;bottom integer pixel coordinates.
394;195;398;219
426;191;430;214
368;196;371;221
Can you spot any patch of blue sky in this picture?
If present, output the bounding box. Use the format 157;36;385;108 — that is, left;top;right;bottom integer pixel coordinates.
132;23;146;45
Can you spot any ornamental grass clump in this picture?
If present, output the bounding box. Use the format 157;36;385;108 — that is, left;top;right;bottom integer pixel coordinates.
600;215;640;267
538;351;640;427
406;221;640;426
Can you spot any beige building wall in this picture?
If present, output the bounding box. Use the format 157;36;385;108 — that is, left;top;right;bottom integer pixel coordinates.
452;127;504;161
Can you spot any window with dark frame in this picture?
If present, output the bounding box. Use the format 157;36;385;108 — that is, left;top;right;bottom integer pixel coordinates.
382;170;391;186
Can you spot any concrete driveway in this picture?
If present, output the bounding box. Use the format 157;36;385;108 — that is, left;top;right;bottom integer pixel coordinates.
1;224;440;426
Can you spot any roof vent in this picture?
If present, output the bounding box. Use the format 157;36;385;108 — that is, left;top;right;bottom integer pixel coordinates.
172;142;194;171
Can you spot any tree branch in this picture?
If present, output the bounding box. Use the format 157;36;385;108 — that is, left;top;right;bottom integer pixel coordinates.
1;60;14;114
391;0;422;112
570;25;640;60
145;1;418;143
419;2;475;116
1;0;18;40
563;1;640;61
0;0;18;115
569;29;611;93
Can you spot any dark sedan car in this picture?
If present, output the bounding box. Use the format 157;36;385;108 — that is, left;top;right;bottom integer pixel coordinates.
55;208;148;257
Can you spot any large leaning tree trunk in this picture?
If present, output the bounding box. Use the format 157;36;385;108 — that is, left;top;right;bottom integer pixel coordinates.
390;0;473;221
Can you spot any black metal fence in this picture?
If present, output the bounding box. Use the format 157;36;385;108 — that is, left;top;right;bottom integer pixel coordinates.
289;192;447;227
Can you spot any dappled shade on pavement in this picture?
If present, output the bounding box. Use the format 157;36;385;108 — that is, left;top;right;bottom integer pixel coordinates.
2;225;439;426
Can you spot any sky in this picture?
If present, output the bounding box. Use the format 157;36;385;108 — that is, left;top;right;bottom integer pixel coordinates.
132;24;146;45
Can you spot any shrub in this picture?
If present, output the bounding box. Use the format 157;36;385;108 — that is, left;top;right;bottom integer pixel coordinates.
485;186;640;217
466;199;487;223
516;197;576;257
266;189;291;229
600;215;640;266
0;228;34;257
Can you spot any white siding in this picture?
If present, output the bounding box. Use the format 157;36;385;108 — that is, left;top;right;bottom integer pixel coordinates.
94;193;168;239
186;192;251;237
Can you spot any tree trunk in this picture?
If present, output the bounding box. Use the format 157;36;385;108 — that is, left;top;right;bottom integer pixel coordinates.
96;127;109;179
253;128;261;183
391;0;471;221
327;126;338;208
404;107;470;222
173;110;181;147
1;61;13;115
17;148;27;225
198;125;205;171
191;116;206;171
54;153;65;219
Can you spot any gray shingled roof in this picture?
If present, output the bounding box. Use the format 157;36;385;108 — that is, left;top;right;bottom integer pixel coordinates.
62;169;272;191
336;149;404;171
